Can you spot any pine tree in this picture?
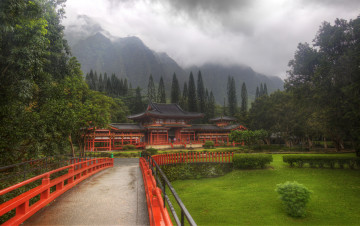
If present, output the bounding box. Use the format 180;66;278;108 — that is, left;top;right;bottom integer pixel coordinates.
123;78;128;96
98;73;103;92
180;82;188;110
255;86;260;99
157;77;166;103
263;83;268;96
197;70;205;113
188;72;197;112
147;74;156;102
208;91;215;120
241;82;248;113
93;71;98;91
204;88;209;122
85;72;91;88
260;83;264;97
103;73;108;93
223;97;226;116
227;76;237;116
133;86;144;113
171;73;180;103
106;77;112;95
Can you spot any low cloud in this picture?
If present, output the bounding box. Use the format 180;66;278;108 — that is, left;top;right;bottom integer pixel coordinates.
63;0;360;79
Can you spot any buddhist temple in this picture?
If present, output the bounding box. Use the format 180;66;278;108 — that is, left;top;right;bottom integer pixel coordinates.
84;102;246;151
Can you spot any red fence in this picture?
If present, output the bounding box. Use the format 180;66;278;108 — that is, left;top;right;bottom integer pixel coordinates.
139;158;172;226
152;152;234;165
0;158;113;226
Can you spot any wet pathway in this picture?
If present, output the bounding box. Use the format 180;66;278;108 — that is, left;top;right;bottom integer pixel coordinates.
24;158;149;226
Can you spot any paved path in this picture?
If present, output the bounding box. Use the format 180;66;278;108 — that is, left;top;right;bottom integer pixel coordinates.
24;158;149;226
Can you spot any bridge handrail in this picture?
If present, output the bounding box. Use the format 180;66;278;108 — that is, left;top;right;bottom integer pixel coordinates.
0;158;113;225
143;154;198;226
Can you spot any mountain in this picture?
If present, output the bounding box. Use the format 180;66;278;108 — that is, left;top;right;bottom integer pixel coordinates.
70;32;283;104
71;32;186;90
186;64;284;103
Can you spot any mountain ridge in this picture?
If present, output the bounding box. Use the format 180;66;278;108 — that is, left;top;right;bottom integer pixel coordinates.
70;32;283;103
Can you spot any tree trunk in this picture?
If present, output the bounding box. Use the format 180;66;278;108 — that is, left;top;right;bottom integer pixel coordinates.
265;138;271;145
323;136;327;149
69;134;75;157
307;137;313;149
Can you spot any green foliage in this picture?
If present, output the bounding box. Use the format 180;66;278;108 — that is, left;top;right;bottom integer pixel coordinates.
0;0;127;164
147;74;156;102
197;71;205;113
229;129;268;146
240;82;248;113
283;155;360;169
227;76;237;116
188;72;197;112
143;148;158;156
203;140;215;149
160;163;233;181
121;145;136;150
275;181;311;217
233;154;273;169
171;73;180;103
157;76;166;103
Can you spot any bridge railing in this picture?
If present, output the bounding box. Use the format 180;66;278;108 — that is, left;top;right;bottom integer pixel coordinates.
152;152;234;165
0;157;113;225
142;154;198;226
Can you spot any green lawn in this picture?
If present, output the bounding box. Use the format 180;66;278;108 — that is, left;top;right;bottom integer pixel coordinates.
168;153;360;225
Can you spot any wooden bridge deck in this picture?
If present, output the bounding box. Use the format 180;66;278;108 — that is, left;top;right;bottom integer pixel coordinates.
24;158;149;226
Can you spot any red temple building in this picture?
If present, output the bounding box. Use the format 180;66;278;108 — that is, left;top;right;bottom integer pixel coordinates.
84;102;246;151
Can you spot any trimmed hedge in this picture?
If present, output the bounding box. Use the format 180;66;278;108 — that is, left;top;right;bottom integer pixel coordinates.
160;163;233;181
233;154;273;169
283;155;360;169
122;144;136;150
203;140;215;149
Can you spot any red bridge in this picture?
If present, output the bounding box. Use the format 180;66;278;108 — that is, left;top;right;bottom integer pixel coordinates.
1;153;232;225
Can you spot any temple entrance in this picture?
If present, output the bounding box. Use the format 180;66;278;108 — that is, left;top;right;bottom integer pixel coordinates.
168;128;181;143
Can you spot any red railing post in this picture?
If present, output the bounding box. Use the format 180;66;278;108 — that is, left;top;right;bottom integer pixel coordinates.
40;173;50;201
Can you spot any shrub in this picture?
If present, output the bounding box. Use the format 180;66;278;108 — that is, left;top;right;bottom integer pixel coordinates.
233;154;273;169
141;148;158;156
122;144;136;150
203;140;215;149
275;181;311;217
283;155;360;169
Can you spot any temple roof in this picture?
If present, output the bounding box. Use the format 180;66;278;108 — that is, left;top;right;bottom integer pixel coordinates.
209;116;237;122
181;123;246;131
128;102;204;120
110;123;145;131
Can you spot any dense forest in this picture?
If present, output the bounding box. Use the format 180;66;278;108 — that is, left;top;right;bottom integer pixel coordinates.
0;0;129;165
248;17;360;153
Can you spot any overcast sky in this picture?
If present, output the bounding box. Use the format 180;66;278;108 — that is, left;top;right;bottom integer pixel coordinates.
62;0;360;79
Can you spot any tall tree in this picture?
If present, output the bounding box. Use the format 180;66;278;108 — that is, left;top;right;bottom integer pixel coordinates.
241;82;248;113
98;73;104;92
188;72;197;112
227;76;237;116
157;76;166;103
255;86;260;99
180;82;188;110
133;86;145;113
147;74;156;102
171;73;180;103
263;83;268;96
208;91;216;120
197;71;206;113
259;83;264;97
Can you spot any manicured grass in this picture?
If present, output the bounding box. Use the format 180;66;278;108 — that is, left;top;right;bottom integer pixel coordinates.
168;153;360;225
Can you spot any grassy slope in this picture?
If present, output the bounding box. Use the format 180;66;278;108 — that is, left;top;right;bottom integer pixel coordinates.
169;154;360;225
